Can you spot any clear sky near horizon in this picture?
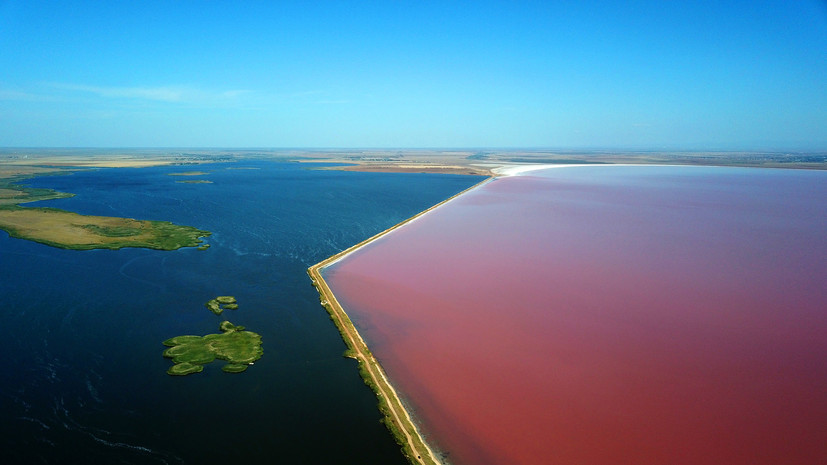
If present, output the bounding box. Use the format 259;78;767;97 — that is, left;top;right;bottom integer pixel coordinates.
1;0;825;150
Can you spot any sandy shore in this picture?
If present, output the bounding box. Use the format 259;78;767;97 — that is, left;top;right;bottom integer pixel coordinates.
492;163;579;176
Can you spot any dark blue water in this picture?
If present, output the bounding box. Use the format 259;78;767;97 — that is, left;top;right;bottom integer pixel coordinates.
0;160;484;464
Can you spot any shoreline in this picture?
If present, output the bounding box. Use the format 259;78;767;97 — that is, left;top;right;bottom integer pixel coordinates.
307;176;491;465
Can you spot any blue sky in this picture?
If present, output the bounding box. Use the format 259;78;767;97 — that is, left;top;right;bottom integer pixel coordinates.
1;0;825;149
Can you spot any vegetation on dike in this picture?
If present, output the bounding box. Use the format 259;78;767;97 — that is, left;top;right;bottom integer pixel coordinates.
302;179;493;465
0;174;211;251
308;267;440;465
163;321;262;376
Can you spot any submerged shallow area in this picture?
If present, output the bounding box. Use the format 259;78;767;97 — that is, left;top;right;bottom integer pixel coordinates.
323;165;827;465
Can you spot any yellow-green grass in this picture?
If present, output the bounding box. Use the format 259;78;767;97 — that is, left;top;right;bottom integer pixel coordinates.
0;182;74;206
221;363;248;373
163;321;262;376
206;299;223;315
167;362;204;375
205;296;237;315
0;187;33;204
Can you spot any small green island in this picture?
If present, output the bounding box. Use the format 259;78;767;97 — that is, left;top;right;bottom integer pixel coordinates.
166;171;210;176
163;321;263;375
206;295;237;315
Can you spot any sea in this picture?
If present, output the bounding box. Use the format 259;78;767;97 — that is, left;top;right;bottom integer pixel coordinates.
0;159;484;464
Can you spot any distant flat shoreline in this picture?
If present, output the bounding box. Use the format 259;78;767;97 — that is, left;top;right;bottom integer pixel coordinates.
2;148;824;173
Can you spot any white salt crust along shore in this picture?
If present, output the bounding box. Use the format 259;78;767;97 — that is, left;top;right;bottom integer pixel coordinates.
491;162;685;176
491;163;581;176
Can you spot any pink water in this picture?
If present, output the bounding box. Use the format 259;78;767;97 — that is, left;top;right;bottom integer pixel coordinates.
323;166;827;465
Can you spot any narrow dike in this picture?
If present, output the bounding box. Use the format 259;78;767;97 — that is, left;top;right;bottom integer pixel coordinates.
307;177;491;465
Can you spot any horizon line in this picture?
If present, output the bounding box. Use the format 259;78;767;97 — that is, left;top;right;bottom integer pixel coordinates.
1;147;825;154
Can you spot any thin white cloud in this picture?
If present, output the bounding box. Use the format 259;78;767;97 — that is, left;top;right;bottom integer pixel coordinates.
48;83;252;104
50;83;184;102
0;88;54;101
220;89;252;99
287;90;324;98
4;83;345;109
315;99;351;104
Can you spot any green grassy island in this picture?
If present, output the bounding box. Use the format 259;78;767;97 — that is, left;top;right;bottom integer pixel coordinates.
163;321;263;375
205;296;237;315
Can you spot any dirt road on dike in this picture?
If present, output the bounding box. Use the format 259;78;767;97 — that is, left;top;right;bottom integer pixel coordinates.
308;265;440;465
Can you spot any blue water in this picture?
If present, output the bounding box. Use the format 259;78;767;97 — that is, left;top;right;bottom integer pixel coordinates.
0;160;485;464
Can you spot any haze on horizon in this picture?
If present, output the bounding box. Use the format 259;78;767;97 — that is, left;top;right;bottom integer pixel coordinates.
1;0;825;151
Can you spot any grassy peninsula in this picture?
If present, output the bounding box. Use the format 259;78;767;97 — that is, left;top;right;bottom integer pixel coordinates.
0;170;75;207
0;205;210;250
0;169;210;250
163;321;263;375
